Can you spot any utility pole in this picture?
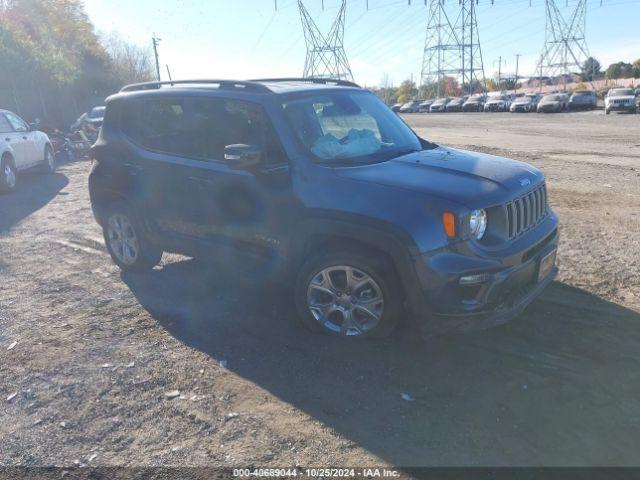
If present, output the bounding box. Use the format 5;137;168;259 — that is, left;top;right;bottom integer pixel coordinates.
514;53;521;94
152;33;161;82
497;56;502;90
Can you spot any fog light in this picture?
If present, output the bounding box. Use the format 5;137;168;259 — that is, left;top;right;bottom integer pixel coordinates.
459;273;492;285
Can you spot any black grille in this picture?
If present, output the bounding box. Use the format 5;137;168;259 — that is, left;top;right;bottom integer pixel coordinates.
506;184;547;239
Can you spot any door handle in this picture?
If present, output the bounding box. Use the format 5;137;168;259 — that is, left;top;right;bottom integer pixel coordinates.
22;136;28;140
4;138;9;142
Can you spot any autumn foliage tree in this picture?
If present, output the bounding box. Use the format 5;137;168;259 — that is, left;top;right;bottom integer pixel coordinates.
0;0;153;127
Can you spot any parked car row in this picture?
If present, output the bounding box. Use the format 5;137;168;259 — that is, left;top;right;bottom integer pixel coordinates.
392;87;638;114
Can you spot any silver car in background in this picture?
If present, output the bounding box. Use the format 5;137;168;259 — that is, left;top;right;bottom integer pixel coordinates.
605;88;637;114
462;93;486;112
430;98;450;112
537;94;569;113
510;93;540;112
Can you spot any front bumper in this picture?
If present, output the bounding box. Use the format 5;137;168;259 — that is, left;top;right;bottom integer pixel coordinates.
410;216;559;334
607;103;636;112
485;104;506;111
463;104;483;111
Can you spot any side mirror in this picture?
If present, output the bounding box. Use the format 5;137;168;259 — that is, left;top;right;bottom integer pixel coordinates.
224;144;261;169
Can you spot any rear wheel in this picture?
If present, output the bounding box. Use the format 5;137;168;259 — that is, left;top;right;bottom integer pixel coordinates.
103;205;162;272
294;250;403;338
0;155;17;193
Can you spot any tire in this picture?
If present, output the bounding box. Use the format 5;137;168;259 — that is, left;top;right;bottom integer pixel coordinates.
0;155;17;194
102;203;163;272
41;145;55;173
294;249;403;338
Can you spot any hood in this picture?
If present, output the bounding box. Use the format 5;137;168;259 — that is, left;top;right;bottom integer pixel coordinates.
334;146;543;209
486;98;506;104
607;95;635;101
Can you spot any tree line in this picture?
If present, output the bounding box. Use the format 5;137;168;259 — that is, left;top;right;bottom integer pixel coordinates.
0;0;155;128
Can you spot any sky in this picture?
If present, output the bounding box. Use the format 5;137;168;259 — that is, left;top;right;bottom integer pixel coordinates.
84;0;640;87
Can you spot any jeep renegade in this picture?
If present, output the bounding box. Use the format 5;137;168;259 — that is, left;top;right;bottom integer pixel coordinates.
89;78;558;338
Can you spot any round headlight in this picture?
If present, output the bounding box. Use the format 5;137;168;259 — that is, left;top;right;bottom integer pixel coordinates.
469;209;487;240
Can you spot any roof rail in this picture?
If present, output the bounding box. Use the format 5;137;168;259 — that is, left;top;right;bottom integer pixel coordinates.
250;77;361;89
120;79;271;93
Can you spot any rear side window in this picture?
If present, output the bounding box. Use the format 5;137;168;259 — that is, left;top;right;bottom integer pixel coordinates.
0;115;13;133
120;96;286;166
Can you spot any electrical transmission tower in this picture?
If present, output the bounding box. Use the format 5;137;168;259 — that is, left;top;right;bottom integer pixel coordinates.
297;0;353;81
420;0;486;96
537;0;589;90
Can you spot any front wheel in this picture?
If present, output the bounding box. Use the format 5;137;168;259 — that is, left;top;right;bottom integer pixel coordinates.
0;156;17;193
103;206;162;272
294;251;403;338
41;146;55;173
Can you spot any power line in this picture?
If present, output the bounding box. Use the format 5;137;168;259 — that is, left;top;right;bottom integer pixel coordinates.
297;0;353;80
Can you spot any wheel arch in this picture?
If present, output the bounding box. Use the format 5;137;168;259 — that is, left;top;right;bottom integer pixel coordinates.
288;217;424;311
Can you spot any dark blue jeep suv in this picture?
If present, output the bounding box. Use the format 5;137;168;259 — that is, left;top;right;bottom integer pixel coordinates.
89;78;558;338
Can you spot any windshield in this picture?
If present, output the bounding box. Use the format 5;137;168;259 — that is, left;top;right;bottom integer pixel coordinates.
282;91;422;164
489;95;507;101
543;95;562;101
573;91;591;96
89;106;105;118
610;88;634;96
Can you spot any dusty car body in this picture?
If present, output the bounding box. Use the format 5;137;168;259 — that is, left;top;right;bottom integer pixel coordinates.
569;90;597;110
484;94;510;112
537;94;568;113
462;93;486;112
510;94;539;112
446;96;469;112
430;98;450;112
400;100;421;113
419;99;434;112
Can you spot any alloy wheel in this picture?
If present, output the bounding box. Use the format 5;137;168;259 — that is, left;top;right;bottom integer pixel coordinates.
306;265;384;336
106;214;139;265
4;164;16;189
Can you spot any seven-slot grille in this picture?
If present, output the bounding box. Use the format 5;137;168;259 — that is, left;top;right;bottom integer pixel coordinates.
505;183;547;239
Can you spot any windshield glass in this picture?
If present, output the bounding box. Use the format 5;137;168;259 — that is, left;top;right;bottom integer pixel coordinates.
89;106;105;118
543;95;562;101
573;91;591;96
610;88;634;96
282;91;422;164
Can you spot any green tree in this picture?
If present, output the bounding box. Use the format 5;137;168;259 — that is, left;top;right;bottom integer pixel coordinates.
605;62;634;80
396;79;417;103
580;57;601;81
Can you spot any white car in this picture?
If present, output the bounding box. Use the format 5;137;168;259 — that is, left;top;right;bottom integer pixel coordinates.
604;88;637;115
0;109;55;193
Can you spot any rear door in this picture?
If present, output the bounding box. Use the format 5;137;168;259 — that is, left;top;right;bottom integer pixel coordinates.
2;112;32;169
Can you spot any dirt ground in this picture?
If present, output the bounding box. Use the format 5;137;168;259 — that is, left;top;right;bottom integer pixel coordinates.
1;110;639;468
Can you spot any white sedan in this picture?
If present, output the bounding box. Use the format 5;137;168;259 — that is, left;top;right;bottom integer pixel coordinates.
1;109;55;193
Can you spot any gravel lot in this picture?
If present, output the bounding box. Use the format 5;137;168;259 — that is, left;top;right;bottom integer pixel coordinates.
1;110;639;468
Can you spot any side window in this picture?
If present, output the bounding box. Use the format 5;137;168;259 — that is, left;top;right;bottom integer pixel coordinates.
0;115;13;133
5;112;28;132
121;96;287;166
218;99;287;167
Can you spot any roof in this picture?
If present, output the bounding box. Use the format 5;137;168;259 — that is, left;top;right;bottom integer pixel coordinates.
118;78;361;95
